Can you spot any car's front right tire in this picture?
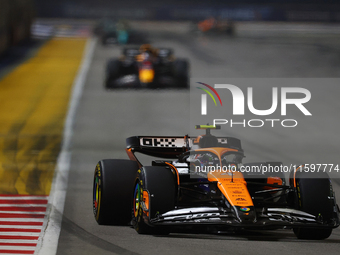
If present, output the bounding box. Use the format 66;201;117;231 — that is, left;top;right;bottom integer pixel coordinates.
292;170;335;239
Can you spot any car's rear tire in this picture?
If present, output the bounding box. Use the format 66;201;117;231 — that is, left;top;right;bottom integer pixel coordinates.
105;59;121;89
293;170;334;239
132;166;176;234
174;59;189;88
93;159;139;225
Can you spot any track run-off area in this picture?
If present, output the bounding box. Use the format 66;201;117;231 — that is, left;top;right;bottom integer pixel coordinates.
0;37;87;254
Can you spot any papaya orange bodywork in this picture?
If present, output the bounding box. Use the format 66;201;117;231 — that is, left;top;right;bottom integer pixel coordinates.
208;170;254;207
143;190;149;217
165;162;180;186
265;176;283;190
194;147;238;155
126;148;142;168
194;147;253;207
293;165;304;187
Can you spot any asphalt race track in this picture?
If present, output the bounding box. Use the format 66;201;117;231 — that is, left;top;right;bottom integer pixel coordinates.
56;23;340;255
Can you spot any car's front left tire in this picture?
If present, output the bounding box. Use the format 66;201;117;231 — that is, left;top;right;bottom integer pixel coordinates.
93;159;139;225
132;166;176;234
105;59;121;89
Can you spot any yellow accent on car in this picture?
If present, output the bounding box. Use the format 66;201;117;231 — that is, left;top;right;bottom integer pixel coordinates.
139;69;154;83
195;125;219;129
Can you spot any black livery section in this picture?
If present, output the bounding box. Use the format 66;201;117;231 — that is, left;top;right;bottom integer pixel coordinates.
126;135;243;158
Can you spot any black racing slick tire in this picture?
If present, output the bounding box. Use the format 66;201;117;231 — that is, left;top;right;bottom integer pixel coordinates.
293;226;332;240
93;159;139;225
174;59;189;88
105;59;121;89
293;170;334;240
132;166;176;234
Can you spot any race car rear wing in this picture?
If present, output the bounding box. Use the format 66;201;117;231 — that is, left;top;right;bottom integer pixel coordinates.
126;136;243;159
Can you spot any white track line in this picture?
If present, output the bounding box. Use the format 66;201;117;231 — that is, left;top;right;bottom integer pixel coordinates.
0;246;36;250
0;226;42;229
0;233;40;236
0;219;44;222
0;240;38;244
34;37;97;255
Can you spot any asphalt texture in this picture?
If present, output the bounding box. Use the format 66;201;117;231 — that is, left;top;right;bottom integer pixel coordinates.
56;24;340;255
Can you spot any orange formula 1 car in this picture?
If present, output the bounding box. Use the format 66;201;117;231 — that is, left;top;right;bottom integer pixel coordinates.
195;17;235;36
93;125;339;239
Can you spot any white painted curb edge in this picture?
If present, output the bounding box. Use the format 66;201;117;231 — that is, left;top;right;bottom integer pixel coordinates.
34;37;97;255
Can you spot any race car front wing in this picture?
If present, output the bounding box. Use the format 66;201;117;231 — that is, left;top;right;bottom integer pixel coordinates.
148;206;340;229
